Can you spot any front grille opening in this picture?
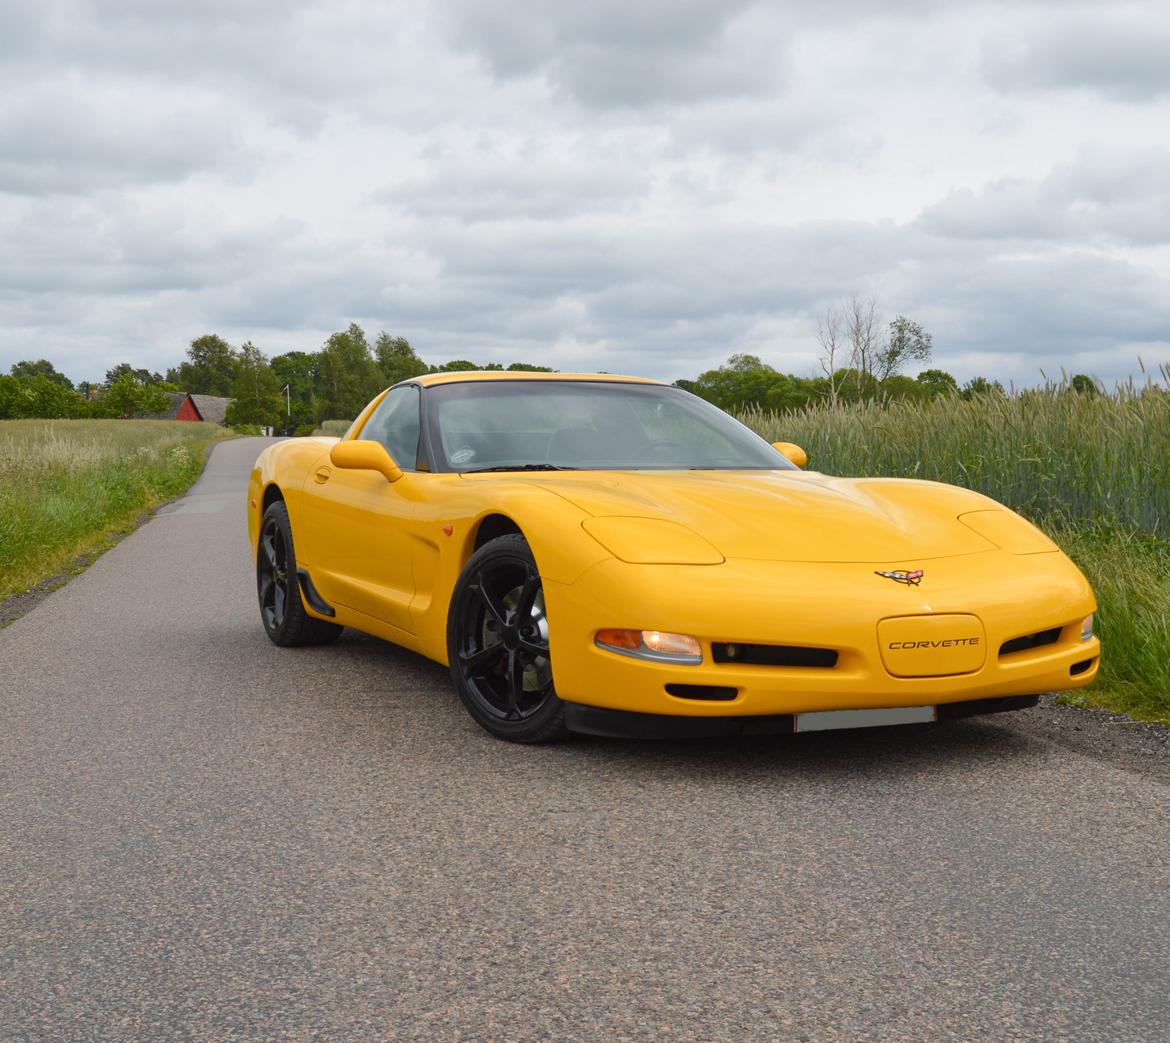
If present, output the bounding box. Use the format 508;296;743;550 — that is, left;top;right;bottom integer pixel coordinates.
1070;658;1096;677
999;626;1062;657
711;643;838;668
665;683;739;701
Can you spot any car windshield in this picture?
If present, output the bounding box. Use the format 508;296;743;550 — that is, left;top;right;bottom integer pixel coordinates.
427;380;797;472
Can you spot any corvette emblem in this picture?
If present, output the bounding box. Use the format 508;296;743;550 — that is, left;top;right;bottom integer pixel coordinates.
875;569;924;586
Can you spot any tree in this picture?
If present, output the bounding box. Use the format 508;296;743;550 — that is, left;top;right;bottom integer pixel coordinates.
10;359;74;389
876;315;933;381
313;323;382;420
1069;373;1100;396
375;333;428;386
506;362;555;372
916;368;959;397
105;362;164;386
271;350;317;430
104;373;169;416
0;375;89;418
960;376;1006;400
815;306;847;407
686;354;789;412
226;341;283;428
431;359;479;372
167;334;240;395
845;295;883;390
818;298;933;397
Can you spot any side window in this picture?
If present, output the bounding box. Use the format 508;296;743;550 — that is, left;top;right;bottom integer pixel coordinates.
361;385;421;470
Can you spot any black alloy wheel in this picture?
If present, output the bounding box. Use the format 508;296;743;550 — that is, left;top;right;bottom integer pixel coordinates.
256;500;342;647
258;514;291;632
447;534;568;742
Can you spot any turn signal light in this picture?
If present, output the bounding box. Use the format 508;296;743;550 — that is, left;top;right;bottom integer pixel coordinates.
596;629;702;664
1081;614;1094;640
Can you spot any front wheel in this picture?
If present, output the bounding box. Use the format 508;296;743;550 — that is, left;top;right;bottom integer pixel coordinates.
447;534;568;743
257;501;343;647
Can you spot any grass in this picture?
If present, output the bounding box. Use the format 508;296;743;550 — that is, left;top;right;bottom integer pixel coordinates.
313;419;351;437
0;420;232;604
1055;528;1170;723
737;376;1170;724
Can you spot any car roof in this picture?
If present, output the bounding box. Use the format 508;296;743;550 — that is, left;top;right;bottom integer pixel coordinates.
413;371;664;388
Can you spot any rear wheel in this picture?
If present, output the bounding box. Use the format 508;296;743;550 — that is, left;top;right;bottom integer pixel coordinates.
447;534;568;743
257;501;342;647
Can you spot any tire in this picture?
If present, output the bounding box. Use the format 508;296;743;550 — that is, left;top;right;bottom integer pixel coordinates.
447;534;569;743
257;500;343;647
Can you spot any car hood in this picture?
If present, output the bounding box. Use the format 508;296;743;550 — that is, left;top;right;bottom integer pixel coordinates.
528;469;1002;563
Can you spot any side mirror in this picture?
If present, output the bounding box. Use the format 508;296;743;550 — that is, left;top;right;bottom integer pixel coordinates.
330;439;404;483
772;441;808;468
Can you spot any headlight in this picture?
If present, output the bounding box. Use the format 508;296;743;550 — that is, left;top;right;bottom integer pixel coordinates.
596;628;703;664
1081;614;1094;640
582;517;723;565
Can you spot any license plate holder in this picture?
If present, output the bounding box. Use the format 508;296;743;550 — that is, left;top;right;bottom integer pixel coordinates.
795;705;936;732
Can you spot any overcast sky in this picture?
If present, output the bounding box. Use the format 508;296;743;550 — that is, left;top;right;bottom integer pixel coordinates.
2;0;1169;386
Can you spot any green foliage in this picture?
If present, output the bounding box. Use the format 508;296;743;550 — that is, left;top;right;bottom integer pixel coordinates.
314;419;353;436
225;341;283;428
916;368;960;397
167;334;240;395
270;350;316;431
11;359;74;389
105;362;164;386
312;323;382;421
375;333;429;385
104;374;169;417
431;359;480;372
1056;528;1170;723
0;375;90;419
0;419;230;600
877;315;933;381
960;376;1006;400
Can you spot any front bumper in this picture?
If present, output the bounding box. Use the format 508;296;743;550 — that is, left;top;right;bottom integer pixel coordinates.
564;695;1041;738
544;552;1100;719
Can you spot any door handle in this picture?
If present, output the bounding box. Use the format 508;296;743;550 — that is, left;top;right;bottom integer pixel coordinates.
314;466;332;484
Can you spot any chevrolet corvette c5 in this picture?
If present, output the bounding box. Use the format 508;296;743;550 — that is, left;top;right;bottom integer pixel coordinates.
247;372;1099;742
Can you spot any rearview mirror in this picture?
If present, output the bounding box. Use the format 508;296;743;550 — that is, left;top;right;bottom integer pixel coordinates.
772;441;808;468
330;439;404;483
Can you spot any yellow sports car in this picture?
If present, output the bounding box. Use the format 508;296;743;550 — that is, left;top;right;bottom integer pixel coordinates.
247;372;1100;742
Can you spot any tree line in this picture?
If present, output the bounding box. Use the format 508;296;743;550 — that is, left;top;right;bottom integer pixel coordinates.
2;305;1104;428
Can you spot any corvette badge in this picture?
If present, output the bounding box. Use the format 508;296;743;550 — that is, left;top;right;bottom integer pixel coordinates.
875;569;924;586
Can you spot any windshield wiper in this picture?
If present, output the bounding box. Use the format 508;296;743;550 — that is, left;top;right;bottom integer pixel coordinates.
463;463;579;473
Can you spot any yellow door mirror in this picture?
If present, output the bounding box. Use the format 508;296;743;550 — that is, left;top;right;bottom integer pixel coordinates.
772;441;808;468
329;439;404;483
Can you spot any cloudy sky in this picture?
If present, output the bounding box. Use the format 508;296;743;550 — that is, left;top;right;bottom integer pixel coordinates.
2;0;1169;386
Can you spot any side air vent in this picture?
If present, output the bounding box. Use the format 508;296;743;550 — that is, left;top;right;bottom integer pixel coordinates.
711;643;838;668
1070;658;1095;677
999;626;1062;657
665;683;739;701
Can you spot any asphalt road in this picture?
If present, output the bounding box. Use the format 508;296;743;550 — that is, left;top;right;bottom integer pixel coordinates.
2;437;1168;1042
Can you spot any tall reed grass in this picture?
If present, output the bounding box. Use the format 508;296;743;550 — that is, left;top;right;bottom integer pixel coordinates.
737;369;1170;722
0;420;229;603
738;370;1170;533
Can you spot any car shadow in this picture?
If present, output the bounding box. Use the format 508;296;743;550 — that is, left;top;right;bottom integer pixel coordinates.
323;629;1041;782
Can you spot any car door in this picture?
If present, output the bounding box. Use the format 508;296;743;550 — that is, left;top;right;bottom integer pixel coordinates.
297;385;422;633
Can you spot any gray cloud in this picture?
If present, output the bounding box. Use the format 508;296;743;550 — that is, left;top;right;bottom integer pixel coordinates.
1;0;1168;389
918;149;1170;246
982;13;1170;99
434;0;784;108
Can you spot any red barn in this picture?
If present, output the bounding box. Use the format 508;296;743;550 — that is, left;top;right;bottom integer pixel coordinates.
140;392;232;425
